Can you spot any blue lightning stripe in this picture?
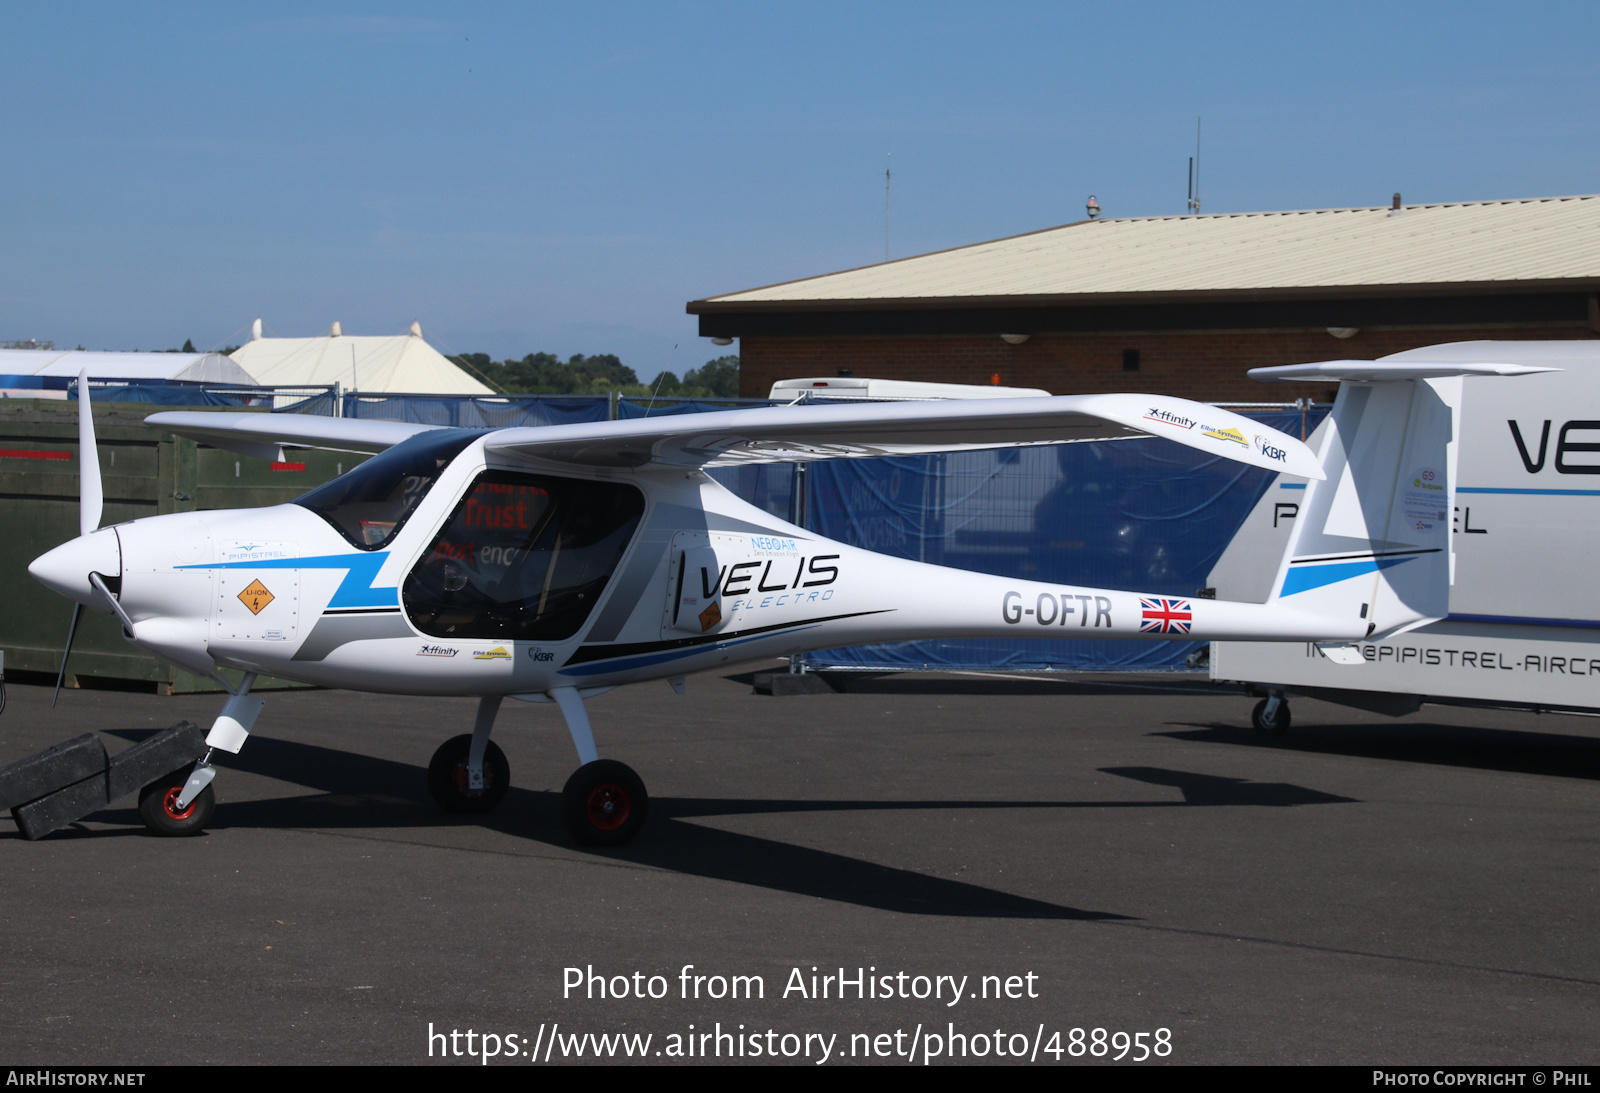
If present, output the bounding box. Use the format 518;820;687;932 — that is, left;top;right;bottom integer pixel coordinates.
177;553;396;608
559;624;823;677
1279;555;1415;597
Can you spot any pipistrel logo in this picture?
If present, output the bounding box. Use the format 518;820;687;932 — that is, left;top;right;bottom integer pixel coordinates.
417;644;458;658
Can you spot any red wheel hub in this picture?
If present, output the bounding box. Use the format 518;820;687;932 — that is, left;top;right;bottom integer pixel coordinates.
451;761;491;798
162;787;197;821
585;784;631;830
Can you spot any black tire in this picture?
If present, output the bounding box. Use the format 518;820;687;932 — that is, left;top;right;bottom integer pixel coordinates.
427;734;510;814
561;760;647;847
138;765;215;837
1252;698;1291;736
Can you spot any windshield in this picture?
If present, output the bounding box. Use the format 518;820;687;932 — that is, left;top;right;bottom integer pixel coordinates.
402;470;645;642
293;429;485;550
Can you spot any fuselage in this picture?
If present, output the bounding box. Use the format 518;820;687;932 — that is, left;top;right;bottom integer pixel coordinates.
29;432;1366;697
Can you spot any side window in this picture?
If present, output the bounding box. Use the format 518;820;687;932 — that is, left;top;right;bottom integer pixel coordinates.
403;470;645;642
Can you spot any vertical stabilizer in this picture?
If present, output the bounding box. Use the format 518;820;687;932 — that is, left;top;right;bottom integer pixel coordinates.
1248;359;1554;639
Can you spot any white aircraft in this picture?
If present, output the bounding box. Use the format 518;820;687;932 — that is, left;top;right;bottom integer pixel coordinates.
27;360;1550;844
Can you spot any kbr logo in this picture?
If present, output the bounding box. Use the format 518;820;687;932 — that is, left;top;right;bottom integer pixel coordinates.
527;648;555;662
1253;435;1288;462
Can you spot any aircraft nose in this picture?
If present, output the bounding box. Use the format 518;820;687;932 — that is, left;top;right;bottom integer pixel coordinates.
29;528;121;606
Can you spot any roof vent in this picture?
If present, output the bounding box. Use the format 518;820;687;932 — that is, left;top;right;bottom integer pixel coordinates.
1388;193;1404;217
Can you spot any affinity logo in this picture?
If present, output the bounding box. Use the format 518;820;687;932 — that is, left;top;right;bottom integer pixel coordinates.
417;644;458;658
1144;408;1197;430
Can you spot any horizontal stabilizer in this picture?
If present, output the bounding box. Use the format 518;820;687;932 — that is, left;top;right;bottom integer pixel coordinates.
1250;360;1559;383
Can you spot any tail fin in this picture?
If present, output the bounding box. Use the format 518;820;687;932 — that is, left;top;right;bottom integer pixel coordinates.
1251;360;1554;639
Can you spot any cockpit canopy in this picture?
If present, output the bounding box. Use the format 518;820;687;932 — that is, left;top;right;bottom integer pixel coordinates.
293;429;484;550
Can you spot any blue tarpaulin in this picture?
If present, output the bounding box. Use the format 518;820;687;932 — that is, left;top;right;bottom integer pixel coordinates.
341;394;612;428
797;408;1327;672
70;385;244;406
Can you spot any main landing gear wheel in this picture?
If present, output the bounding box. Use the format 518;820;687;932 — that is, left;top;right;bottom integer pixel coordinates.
561;760;647;847
427;734;510;814
138;764;216;837
1252;697;1291;736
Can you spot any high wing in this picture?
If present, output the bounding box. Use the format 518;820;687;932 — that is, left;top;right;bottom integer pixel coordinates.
147;393;1322;478
483;393;1322;477
146;411;441;461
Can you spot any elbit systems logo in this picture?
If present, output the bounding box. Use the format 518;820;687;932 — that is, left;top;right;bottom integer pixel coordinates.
1204;426;1248;446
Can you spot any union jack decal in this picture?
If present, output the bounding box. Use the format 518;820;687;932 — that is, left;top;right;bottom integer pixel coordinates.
1140;597;1193;634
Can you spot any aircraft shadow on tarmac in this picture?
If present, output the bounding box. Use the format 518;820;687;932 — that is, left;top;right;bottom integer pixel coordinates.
1164;720;1600;781
43;729;1348;922
729;670;1231;698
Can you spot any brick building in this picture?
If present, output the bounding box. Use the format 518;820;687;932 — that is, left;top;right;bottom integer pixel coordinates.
689;195;1600;403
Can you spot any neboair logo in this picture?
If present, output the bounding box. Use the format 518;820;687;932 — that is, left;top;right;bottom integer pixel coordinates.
417;644;458;658
749;535;800;555
1253;434;1288;463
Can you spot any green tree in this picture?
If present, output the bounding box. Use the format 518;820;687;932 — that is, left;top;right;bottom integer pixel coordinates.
448;352;644;394
447;351;739;398
677;355;740;398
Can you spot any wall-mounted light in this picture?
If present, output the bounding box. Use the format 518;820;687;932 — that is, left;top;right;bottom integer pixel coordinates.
1086;195;1101;219
710;337;734;346
1000;334;1030;345
1326;327;1360;339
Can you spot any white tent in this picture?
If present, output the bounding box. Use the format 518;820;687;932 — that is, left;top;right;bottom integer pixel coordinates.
229;321;493;396
0;349;258;397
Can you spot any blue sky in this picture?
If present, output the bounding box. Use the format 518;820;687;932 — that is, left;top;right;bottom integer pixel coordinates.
2;2;1596;382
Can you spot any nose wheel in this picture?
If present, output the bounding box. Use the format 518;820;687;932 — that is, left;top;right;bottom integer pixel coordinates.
138;765;216;837
427;734;510;814
562;760;647;847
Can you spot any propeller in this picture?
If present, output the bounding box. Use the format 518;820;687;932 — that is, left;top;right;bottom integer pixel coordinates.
51;604;84;709
78;366;102;536
52;369;103;706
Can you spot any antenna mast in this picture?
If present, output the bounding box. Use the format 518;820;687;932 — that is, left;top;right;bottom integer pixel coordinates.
1187;117;1202;213
884;152;891;262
